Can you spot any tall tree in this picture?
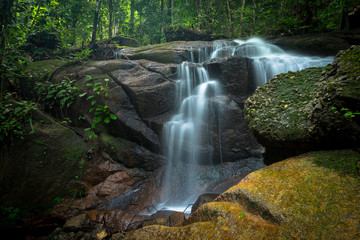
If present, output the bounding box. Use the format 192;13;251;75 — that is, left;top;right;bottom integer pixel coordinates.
108;0;113;38
226;0;234;36
159;0;164;43
238;0;246;37
130;0;135;35
251;0;256;35
0;0;15;48
170;0;174;26
91;0;102;44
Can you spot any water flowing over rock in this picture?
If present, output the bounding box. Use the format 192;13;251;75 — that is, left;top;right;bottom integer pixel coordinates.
157;38;333;213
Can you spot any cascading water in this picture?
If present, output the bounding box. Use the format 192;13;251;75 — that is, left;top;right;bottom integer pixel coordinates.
211;38;334;86
157;38;333;214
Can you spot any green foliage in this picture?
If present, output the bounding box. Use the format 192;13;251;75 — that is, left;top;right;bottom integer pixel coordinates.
0;206;24;229
0;47;31;91
69;189;86;199
2;0;359;50
34;77;79;118
0;91;36;146
331;106;360;118
81;76;117;139
59;49;93;62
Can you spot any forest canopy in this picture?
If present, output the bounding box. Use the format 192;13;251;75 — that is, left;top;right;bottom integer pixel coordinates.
0;0;359;49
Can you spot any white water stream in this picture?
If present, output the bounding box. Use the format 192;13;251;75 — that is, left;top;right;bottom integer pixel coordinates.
156;38;333;214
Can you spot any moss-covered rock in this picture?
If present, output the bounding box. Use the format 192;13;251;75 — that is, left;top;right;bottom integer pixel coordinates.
100;133;161;170
244;45;360;163
118;41;216;64
119;41;190;64
0;108;87;208
124;149;360;239
21;59;66;99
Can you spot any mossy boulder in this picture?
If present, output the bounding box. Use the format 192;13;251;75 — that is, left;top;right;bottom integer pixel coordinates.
164;25;217;42
125;149;360;239
244;45;360;163
21;59;66;99
105;35;139;47
118;42;188;64
0;108;87;208
100;133;161;170
118;41;215;64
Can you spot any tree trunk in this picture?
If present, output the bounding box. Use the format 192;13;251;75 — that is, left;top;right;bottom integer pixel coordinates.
226;0;233;36
251;0;255;36
239;0;246;37
171;0;174;26
91;0;102;44
0;0;14;49
108;0;113;38
130;0;135;35
159;0;164;43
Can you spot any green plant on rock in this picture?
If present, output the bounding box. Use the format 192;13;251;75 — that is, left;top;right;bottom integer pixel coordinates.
81;75;117;139
35;77;79;120
331;106;360;118
0;91;36;146
0;47;31;91
0;206;23;228
69;189;86;199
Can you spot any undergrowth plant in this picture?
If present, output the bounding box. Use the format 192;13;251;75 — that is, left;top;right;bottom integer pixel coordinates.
80;75;117;139
331;106;360;118
0;47;31;92
0;206;23;229
0;91;37;146
59;49;93;62
35;77;80;120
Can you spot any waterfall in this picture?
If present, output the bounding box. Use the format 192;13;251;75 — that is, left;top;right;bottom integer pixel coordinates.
156;38;334;214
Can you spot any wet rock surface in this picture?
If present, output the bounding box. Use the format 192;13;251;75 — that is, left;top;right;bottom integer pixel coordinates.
125;149;360;240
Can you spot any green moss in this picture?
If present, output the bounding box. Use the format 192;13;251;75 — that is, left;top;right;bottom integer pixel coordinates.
338;46;360;77
312;149;360;179
245;67;326;141
125;41;186;63
23;59;65;81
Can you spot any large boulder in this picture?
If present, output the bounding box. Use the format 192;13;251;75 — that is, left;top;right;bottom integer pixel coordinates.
117;41;216;64
205;55;253;99
124;149;360;239
164;25;217;42
0;109;87;208
211;98;262;162
268;29;360;56
244;45;360;164
49;59;178;152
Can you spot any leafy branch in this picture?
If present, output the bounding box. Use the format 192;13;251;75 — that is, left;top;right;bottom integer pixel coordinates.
80;75;117;139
